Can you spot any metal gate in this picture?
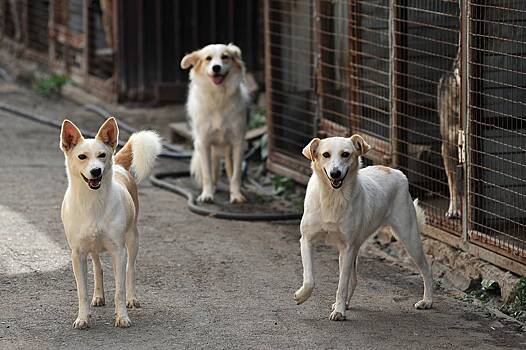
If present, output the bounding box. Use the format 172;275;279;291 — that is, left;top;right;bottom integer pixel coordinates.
265;0;526;274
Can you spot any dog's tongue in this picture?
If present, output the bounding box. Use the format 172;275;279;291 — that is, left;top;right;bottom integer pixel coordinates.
212;75;225;85
331;179;342;188
89;178;101;189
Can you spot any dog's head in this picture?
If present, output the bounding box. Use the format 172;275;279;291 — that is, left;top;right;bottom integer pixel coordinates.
60;118;119;190
302;135;371;189
180;43;244;87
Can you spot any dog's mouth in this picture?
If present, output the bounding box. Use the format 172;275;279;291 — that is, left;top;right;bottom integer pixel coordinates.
324;169;347;189
210;72;228;85
81;173;102;190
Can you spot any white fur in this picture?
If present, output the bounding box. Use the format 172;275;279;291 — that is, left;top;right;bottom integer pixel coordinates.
182;43;250;203
60;118;160;329
128;130;162;183
294;136;433;321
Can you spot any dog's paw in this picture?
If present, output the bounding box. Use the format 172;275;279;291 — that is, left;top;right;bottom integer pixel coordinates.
230;193;246;204
329;310;345;321
91;296;105;307
115;314;132;328
197;192;214;203
73;317;90;330
332;302;351;311
294;285;313;305
445;209;461;220
414;299;433;310
126;298;141;309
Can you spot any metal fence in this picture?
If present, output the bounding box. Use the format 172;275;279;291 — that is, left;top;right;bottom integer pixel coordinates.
265;0;526;274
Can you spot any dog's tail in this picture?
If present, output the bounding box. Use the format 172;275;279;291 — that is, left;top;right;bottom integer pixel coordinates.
413;198;426;233
190;147;202;184
115;131;162;183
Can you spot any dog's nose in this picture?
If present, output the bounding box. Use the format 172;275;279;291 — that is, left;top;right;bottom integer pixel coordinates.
90;168;102;178
212;65;221;73
330;169;341;179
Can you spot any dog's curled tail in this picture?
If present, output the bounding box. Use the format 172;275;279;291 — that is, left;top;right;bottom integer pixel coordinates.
413;198;426;233
115;131;162;183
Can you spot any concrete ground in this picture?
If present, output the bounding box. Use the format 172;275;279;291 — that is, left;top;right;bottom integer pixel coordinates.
0;82;525;349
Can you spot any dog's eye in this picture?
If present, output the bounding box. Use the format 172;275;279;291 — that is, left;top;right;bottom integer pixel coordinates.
78;154;87;160
206;56;212;61
221;55;229;60
322;152;331;158
98;153;106;158
341;152;350;158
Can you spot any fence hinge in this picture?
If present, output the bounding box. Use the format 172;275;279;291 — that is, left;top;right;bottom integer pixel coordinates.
457;129;466;164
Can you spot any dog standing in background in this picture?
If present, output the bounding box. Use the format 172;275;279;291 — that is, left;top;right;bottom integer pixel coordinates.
60;117;161;329
437;52;461;219
181;43;249;203
294;135;433;321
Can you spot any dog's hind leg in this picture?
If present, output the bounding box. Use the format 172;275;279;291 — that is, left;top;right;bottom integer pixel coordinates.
112;248;131;327
389;197;433;310
125;227;140;309
224;145;233;181
211;146;222;187
442;143;460;219
91;253;105;306
71;250;90;329
229;141;246;203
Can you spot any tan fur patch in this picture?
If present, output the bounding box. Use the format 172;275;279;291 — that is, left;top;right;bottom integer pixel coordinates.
115;169;139;221
375;165;392;174
114;141;133;171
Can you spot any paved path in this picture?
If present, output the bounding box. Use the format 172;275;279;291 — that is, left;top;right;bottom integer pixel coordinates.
0;85;524;349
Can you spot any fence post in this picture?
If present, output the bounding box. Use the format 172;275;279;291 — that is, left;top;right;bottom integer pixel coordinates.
461;0;470;242
389;0;397;167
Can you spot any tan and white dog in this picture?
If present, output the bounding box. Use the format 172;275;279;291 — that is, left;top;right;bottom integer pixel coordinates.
60;117;161;329
294;135;433;321
181;43;249;203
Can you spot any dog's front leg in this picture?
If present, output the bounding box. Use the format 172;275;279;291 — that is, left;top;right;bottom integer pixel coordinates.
330;245;352;321
91;253;105;306
197;142;215;202
229;141;246;203
71;250;90;329
294;236;315;304
113;248;131;328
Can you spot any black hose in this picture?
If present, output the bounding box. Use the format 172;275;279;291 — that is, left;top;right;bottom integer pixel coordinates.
1;102;303;221
150;171;302;221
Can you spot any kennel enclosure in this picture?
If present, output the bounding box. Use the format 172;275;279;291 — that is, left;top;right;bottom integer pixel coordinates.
265;0;526;275
0;0;263;103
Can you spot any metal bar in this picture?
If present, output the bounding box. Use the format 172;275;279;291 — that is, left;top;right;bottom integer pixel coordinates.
461;0;470;242
389;0;397;167
82;0;89;80
313;0;321;137
263;0;274;160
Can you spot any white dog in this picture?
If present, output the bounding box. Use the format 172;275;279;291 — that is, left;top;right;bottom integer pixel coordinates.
181;43;249;203
294;135;433;321
60;117;161;329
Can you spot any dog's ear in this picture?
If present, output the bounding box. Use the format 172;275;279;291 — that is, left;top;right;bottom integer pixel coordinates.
96;117;119;149
349;134;371;155
181;51;199;69
302;138;321;161
60;119;84;152
226;43;242;60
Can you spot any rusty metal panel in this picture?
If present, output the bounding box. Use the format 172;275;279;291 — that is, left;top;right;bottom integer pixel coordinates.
468;0;526;261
